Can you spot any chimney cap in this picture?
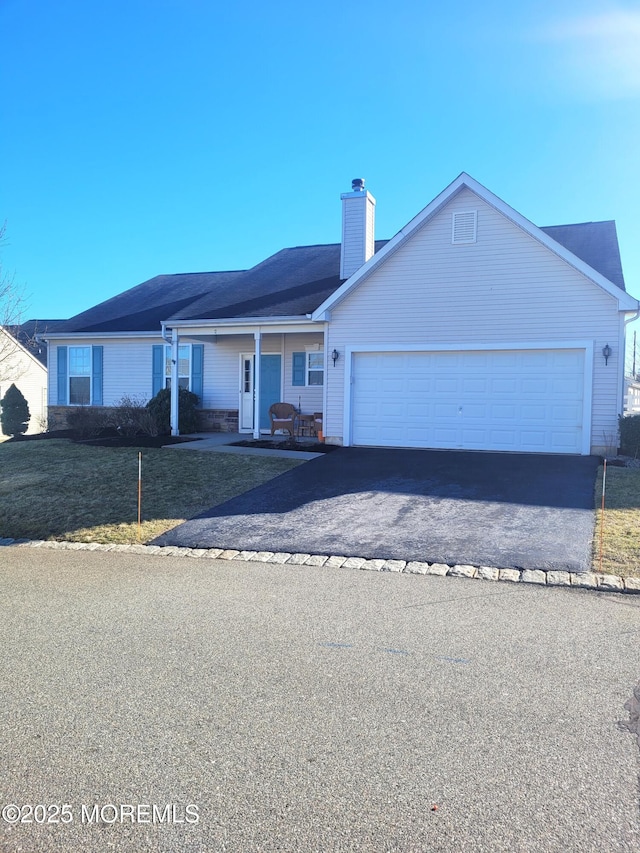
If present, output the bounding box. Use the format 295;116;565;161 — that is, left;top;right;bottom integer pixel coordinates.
351;178;365;192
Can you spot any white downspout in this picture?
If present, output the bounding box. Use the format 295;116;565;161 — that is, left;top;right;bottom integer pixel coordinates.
621;307;640;416
170;327;179;435
322;321;329;437
253;330;262;439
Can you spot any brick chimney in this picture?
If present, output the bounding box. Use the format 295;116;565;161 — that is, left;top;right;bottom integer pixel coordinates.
340;178;376;279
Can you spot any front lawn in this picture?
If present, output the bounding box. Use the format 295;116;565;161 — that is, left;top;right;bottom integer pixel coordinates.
593;465;640;578
0;439;301;544
2;441;640;579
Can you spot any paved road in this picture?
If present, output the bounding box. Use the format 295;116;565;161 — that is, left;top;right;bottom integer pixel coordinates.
157;448;600;572
1;547;638;852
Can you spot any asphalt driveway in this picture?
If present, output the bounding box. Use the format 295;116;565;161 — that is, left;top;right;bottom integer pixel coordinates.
156;448;601;572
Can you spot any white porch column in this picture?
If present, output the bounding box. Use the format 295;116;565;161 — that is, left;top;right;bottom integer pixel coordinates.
253;330;261;439
170;327;179;435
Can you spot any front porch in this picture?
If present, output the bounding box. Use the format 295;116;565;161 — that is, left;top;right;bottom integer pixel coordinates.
163;318;326;439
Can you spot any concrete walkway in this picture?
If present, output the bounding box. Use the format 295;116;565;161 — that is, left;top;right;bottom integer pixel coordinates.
163;432;324;460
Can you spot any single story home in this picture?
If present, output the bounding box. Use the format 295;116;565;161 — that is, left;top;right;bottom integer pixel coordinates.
43;173;639;455
0;321;55;435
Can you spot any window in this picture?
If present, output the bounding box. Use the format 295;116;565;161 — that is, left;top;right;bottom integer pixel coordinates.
292;350;324;387
164;344;191;390
69;346;91;405
307;351;324;386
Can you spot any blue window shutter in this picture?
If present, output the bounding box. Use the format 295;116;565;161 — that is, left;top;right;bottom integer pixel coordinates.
57;346;68;405
292;352;305;386
91;346;103;405
192;344;203;404
152;345;164;396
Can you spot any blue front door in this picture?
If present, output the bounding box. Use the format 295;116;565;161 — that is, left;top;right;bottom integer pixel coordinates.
259;354;282;432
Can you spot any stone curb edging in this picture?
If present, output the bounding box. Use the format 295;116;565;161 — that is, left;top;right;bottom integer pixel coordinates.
1;536;639;594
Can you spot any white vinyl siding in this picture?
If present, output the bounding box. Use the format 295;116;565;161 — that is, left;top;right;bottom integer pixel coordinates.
325;187;623;453
50;338;165;407
199;333;323;413
49;333;326;417
341;191;376;279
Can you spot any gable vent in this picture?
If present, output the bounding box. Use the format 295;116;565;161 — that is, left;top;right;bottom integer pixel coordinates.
452;210;477;244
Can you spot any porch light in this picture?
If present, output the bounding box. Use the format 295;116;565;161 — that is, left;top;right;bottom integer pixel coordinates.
331;348;340;366
602;344;612;365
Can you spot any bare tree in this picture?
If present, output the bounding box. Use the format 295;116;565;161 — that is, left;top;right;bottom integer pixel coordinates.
0;222;30;382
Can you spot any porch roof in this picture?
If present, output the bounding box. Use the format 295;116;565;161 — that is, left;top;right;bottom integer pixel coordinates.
165;317;324;338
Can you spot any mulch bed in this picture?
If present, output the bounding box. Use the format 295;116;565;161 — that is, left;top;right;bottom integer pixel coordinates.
5;430;195;449
230;439;339;454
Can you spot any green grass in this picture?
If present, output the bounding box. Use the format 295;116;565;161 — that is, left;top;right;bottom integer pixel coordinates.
0;440;301;544
3;441;640;579
593;465;640;578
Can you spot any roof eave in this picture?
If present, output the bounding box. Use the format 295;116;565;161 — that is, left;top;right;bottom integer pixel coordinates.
41;330;163;340
162;315;322;329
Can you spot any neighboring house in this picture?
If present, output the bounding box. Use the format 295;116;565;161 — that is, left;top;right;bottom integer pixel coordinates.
43;173;639;455
624;377;640;415
0;321;57;435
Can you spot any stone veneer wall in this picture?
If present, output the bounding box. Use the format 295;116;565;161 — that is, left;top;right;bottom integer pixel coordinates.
47;406;73;430
47;406;239;434
195;409;239;432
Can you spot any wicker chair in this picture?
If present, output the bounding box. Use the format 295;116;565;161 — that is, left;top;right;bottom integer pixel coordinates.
313;412;323;437
268;402;298;437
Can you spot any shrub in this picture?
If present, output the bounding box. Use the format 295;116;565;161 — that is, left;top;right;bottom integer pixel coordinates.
146;387;199;435
66;406;110;439
109;395;159;437
619;414;640;457
0;384;30;437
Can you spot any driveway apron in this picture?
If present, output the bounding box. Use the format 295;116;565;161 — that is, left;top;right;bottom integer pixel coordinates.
155;448;601;572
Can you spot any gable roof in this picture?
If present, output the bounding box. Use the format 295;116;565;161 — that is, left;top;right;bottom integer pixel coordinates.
313;173;637;318
47;173;635;336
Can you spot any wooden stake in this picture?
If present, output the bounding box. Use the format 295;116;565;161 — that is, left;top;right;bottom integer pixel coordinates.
137;451;142;540
599;458;607;574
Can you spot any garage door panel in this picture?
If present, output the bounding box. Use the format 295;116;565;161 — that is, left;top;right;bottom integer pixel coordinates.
435;378;459;393
491;404;517;421
552;377;582;395
551;405;581;424
463;403;488;418
407;378;431;393
351;349;585;453
406;402;430;418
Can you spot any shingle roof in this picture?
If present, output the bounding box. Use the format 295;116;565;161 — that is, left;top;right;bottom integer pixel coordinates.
53;222;626;335
54;271;244;333
540;221;626;290
8;320;64;365
169;241;389;321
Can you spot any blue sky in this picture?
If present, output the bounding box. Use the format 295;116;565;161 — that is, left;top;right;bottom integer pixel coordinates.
1;0;640;331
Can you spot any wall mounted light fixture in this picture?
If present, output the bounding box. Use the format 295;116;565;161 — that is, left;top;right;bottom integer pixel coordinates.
602;344;612;365
331;348;340;366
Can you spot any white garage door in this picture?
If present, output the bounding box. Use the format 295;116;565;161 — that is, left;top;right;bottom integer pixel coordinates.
351;349;585;454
